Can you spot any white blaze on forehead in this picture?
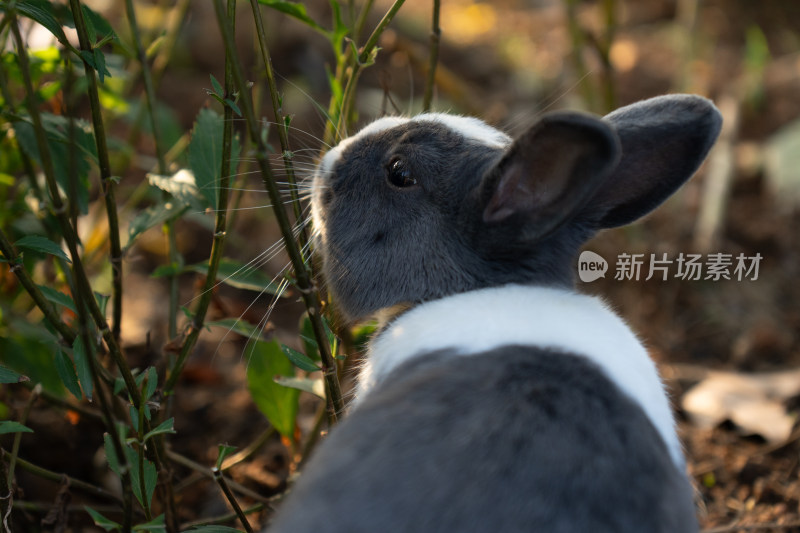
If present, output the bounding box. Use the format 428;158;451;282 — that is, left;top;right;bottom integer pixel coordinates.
411;113;511;148
317;113;511;177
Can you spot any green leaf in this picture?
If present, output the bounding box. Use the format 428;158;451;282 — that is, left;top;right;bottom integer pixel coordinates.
72;335;93;401
246;339;299;439
54;348;82;399
206;318;267;341
14;117;93;215
0;365;29;384
5;0;68;44
280;344;320;372
37;284;77;313
189;108;224;210
103;433;121;477
80;4;117;46
144;366;158;402
15;235;71;263
125;445;157;508
215;444;237;470
148;169;209;212
142;417;175;443
257;0;327;35
85;507;120;531
188;527;243;533
126;199;188;249
133;514;166;531
273;376;325;399
223;98;241;117
210;74;223;97
0;421;34;435
185;258;285;294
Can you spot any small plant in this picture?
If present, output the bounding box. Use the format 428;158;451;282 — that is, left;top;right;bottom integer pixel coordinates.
0;0;429;530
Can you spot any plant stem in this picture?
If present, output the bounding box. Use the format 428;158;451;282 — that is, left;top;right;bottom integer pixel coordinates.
7;6;142;408
564;0;596;112
179;503;266;530
0;449;123;505
6;384;39;493
337;0;406;138
67;0;124;342
249;0;308;247
212;468;254;533
0;229;77;344
212;0;345;421
163;0;237;398
422;0;441;112
166;450;274;505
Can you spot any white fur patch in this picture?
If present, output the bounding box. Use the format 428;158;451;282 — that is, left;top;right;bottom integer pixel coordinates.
357;284;685;469
412;113;511;148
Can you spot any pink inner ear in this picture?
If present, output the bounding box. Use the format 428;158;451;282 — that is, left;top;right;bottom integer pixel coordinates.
483;161;526;224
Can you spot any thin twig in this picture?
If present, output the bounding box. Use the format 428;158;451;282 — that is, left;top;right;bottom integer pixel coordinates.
166;450;274;506
211;0;345;421
163;0;236;398
422;0;441;112
1;449;122;505
0;229;77;345
179;503;266;531
249;0;308;247
212;468;254;533
7;5;142;409
6;385;40;493
337;0;406;138
67;0;124;342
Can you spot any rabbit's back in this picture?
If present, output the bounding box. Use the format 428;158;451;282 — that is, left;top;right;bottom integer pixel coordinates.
269;347;697;533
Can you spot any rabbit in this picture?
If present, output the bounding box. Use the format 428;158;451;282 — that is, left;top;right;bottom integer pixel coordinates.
268;94;722;532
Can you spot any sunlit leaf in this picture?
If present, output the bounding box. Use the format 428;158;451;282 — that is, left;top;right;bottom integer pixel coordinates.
206;318;267;341
189;108;224;209
280;344;319;372
148;169;208;212
257;0;327;35
246;339;299;439
185;258;285;294
273;376;325;399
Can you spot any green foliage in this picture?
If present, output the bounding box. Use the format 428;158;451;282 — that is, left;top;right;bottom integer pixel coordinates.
0;0;409;529
246;339;300;440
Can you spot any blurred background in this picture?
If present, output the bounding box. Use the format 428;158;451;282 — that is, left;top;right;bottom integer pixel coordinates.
3;0;800;530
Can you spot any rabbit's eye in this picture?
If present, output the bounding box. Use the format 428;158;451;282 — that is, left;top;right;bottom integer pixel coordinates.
386;158;417;188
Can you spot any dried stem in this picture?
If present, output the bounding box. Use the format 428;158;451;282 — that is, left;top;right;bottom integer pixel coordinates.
212;0;345;421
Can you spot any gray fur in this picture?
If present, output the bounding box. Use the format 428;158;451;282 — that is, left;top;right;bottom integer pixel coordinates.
270;349;698;532
312;95;722;322
272;95;722;531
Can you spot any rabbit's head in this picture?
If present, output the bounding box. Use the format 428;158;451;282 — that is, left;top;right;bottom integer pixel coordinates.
312;95;722;322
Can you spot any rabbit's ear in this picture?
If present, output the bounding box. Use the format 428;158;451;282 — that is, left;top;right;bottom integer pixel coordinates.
480;112;620;241
586;95;723;228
